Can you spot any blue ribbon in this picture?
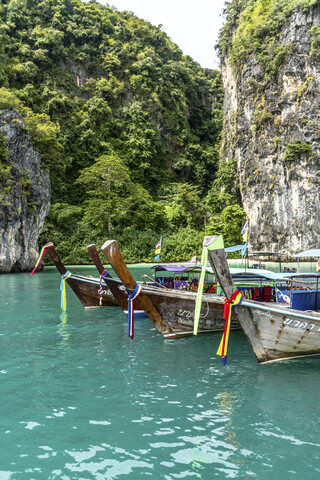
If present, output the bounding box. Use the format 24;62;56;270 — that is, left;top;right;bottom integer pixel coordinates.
127;284;143;339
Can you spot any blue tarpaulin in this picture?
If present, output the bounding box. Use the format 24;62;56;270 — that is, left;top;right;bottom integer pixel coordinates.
291;290;320;311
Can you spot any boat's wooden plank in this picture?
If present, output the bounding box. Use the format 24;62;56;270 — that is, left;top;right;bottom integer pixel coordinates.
250;306;320;356
206;240;268;363
87;244;112;277
101;240;172;336
73;275;117;307
244;301;320;321
146;287;232;333
87;243;131;309
259;326;320;346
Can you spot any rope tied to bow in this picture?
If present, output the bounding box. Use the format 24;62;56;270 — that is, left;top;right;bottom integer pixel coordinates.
99;269;109;305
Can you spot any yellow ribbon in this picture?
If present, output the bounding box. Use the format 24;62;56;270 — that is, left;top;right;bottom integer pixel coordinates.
217;290;243;364
60;272;71;312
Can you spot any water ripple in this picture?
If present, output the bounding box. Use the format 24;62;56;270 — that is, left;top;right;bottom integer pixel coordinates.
259;429;320;447
2;268;320;479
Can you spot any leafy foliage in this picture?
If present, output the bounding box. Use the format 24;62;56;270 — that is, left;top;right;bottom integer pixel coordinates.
206;204;246;247
0;87;63;174
0;132;12;207
218;0;318;82
283;141;313;162
205;158;241;215
0;132;9;164
0;0;245;262
76;154;154;234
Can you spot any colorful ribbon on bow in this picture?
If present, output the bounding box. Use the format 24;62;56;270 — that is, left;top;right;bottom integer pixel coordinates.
30;242;54;276
60;271;71;312
99;269;109;306
217;289;243;365
127;284;143;339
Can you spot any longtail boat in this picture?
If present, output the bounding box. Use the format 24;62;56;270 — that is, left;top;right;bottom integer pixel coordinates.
206;235;320;363
44;243;119;308
101;239;238;339
87;244;146;318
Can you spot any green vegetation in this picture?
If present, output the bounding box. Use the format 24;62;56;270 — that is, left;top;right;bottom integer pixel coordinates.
0;132;12;207
0;0;245;263
0;88;63;174
0;132;9;164
251;98;274;134
283;141;313;162
218;0;318;81
310;25;320;52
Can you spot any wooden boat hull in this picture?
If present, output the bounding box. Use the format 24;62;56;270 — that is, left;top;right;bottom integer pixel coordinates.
206;234;320;363
86;244;146;316
84;274;146;317
45;244;119;308
141;287;240;338
70;274;119;308
239;301;320;363
101;239;240;338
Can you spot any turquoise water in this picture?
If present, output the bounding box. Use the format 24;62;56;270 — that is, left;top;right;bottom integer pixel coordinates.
1;265;320;479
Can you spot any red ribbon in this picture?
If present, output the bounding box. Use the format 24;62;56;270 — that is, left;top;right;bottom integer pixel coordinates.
221;290;241;357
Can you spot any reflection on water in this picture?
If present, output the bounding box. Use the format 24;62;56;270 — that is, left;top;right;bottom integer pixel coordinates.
177;391;250;479
126;343;138;381
58;312;70;353
217;391;241;450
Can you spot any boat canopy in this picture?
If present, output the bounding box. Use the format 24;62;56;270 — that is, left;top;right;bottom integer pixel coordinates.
152;264;319;285
152;264;287;279
229;268;320;281
293;249;320;258
230;268;290;281
203;266;288;281
248;251;282;257
225;245;245;253
152;264;203;273
229;267;290;281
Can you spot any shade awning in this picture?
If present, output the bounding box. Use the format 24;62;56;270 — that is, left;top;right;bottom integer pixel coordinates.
152;264;203;273
225;245;245;253
294;249;320;258
229;267;287;281
248;252;282;257
152;264;190;272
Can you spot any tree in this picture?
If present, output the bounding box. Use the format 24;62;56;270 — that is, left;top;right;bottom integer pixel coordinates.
1;0;228;262
206;204;246;246
165;183;205;229
76;154;151;234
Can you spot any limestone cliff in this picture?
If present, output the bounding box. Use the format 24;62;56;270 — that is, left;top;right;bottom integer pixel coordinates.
0;110;50;272
221;3;320;254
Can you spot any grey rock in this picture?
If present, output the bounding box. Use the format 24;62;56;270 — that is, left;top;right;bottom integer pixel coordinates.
221;5;320;254
0;110;50;272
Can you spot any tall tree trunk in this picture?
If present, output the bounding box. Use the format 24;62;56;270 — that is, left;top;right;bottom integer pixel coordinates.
107;211;111;235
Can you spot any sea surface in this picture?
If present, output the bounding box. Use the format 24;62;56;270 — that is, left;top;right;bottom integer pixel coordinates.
1;263;320;479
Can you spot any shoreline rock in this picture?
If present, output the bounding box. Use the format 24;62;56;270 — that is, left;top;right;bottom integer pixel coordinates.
0;110;50;273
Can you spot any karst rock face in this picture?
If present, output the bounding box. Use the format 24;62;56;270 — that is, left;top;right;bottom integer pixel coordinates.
0;110;50;273
221;6;320;254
